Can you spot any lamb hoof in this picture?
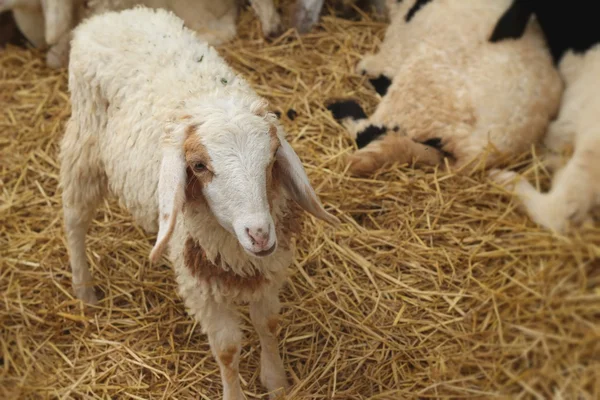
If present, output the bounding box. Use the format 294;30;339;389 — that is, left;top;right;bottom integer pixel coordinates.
356;55;389;78
73;284;99;305
347;150;380;177
261;372;289;399
293;5;319;34
266;25;284;40
263;14;284;39
46;51;68;70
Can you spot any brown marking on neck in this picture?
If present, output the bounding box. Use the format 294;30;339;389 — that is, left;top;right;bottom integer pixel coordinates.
184;237;269;292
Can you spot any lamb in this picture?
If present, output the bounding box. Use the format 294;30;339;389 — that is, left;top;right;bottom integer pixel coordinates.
489;0;600;65
59;7;338;399
488;0;600;232
326;0;562;176
0;0;284;69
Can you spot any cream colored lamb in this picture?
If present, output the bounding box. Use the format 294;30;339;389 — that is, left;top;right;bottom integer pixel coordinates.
327;0;562;176
490;45;600;232
59;7;338;399
1;0;283;69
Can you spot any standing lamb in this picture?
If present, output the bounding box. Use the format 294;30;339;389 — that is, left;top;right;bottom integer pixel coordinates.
489;0;600;232
0;0;285;69
326;0;562;176
60;7;339;399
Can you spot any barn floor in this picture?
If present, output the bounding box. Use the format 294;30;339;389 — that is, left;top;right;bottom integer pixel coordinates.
1;5;599;400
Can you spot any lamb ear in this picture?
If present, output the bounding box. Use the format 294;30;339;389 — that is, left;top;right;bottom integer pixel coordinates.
149;146;187;264
41;0;73;45
276;136;340;226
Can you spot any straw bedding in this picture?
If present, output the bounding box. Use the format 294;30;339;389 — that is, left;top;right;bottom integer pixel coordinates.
1;5;599;400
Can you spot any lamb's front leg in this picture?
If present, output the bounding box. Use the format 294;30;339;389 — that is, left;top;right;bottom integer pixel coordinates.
249;0;283;38
249;292;290;397
201;300;245;400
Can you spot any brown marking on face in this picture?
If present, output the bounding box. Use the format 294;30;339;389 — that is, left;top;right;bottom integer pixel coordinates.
161;213;169;222
184;125;214;185
185;167;205;205
184;237;269;292
267;317;278;336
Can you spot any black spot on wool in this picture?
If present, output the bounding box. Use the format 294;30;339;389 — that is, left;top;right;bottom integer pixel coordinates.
421;137;453;158
326;100;368;121
369;75;392;96
422;137;443;150
356;125;387;149
489;0;600;64
489;0;532;42
405;0;434;22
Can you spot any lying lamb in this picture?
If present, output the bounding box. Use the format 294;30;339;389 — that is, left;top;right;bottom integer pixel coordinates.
59;7;338;399
326;0;562;176
489;0;600;232
0;0;284;69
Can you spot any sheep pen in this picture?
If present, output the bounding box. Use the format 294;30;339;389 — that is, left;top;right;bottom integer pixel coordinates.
1;4;599;400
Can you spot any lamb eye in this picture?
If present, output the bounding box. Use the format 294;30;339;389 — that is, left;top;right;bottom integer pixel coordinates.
193;162;206;172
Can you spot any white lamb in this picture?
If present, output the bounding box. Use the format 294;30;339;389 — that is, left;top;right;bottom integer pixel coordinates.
59;7;338;399
490;46;600;232
0;0;283;69
326;0;562;176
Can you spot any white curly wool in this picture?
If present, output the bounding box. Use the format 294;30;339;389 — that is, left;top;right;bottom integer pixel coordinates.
59;8;337;400
331;0;562;176
491;45;600;232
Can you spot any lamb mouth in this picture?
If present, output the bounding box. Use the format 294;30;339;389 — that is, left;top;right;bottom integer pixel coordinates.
250;243;277;257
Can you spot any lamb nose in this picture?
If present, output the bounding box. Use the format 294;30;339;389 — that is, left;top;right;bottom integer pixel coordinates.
245;226;270;248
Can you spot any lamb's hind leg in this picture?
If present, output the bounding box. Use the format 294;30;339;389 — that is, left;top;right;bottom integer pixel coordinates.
490;153;596;233
60;121;106;304
250;292;289;398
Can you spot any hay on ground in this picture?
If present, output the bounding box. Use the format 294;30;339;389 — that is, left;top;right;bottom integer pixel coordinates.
1;6;599;400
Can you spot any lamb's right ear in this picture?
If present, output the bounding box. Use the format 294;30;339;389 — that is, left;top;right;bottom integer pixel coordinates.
149;145;187;264
41;0;73;45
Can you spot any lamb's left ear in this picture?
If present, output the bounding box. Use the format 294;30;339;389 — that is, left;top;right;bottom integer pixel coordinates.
41;0;73;45
276;135;340;226
149;145;187;264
